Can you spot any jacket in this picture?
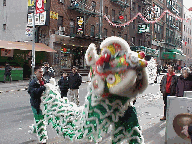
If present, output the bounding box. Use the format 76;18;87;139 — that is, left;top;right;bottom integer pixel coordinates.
68;72;82;89
58;76;69;91
43;66;55;83
4;65;12;75
176;74;192;97
28;77;46;113
160;73;178;95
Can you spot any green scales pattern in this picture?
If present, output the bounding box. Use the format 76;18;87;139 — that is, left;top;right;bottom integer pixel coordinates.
40;82;144;144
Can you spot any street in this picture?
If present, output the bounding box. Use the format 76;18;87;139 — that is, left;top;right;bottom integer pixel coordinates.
0;75;166;144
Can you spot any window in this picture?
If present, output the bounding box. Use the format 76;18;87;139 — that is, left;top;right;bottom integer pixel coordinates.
112;9;115;21
124;34;127;41
138;5;141;12
125;15;127;22
69;20;75;35
3;24;6;31
118;32;121;37
111;30;115;36
58;16;63;27
132;37;135;45
90;25;95;37
132;3;135;11
132;20;135;29
105;6;108;15
104;28;107;38
91;1;96;12
188;49;189;54
3;0;6;6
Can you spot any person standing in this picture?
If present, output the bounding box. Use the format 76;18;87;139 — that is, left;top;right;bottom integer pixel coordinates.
28;66;47;143
160;65;178;120
3;62;12;83
68;66;82;106
58;71;69;98
42;62;55;83
176;67;192;97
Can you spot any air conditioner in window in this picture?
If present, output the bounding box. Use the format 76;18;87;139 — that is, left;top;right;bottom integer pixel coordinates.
59;0;64;3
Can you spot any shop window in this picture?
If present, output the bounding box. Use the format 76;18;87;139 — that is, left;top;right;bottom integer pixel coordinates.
90;25;95;37
112;9;115;21
3;24;6;31
111;30;115;36
3;0;6;6
61;47;72;68
105;6;108;15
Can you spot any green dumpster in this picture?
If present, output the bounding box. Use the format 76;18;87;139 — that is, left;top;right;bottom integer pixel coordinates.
0;68;23;81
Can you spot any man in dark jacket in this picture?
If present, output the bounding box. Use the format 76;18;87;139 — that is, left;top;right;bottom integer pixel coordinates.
58;71;69;98
3;62;12;83
28;65;47;143
160;65;178;120
176;67;192;97
42;62;55;83
68;66;82;106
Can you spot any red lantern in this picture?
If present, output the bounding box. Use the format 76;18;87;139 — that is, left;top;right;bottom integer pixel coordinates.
63;48;67;52
119;16;124;20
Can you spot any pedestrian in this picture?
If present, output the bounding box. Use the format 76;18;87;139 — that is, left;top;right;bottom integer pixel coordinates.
176;67;192;97
58;71;69;98
157;63;161;76
160;65;178;120
3;62;12;83
27;65;47;143
68;66;82;106
42;62;55;83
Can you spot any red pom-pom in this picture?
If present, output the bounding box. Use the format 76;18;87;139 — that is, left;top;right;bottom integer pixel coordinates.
138;51;145;59
102;93;110;98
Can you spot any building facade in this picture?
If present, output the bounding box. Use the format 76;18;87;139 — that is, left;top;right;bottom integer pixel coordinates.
151;0;184;66
182;8;192;66
0;0;31;41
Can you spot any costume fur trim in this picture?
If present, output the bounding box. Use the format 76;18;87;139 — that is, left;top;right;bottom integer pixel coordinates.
85;43;98;66
100;36;131;52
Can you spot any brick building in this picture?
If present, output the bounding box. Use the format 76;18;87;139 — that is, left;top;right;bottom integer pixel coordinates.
37;0;130;75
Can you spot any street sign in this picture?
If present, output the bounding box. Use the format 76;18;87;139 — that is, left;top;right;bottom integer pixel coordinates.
166;96;192;144
25;27;33;37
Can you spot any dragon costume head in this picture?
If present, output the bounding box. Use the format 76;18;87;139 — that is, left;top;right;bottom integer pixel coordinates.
85;36;148;99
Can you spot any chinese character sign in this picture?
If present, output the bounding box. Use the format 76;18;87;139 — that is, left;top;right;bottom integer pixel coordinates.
36;0;45;14
76;16;84;36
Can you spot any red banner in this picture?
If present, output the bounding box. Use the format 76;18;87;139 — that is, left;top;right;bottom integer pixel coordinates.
36;0;45;14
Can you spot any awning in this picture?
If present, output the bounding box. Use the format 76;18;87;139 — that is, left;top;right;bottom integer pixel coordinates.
0;40;56;52
130;46;158;57
161;52;186;60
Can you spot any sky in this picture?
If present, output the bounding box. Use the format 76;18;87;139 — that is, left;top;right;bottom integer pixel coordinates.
183;0;192;9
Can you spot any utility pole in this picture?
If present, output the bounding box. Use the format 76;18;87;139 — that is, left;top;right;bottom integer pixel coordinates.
32;0;36;79
99;0;103;39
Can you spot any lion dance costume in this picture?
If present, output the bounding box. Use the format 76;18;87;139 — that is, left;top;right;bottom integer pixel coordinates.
40;36;148;144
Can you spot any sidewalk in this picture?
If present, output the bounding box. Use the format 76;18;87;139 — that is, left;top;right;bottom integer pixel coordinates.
0;76;90;93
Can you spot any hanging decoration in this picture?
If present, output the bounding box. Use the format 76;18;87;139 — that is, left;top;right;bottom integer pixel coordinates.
104;9;191;27
119;15;124;20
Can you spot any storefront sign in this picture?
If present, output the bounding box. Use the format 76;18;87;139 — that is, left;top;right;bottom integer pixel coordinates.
76;16;84;36
1;49;14;57
36;0;45;14
166;96;192;143
50;11;58;20
27;11;46;26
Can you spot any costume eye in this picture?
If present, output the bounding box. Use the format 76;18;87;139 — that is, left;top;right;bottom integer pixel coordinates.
106;74;116;84
101;48;111;56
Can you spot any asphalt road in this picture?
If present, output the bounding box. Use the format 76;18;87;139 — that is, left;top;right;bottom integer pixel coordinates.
0;75;166;144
